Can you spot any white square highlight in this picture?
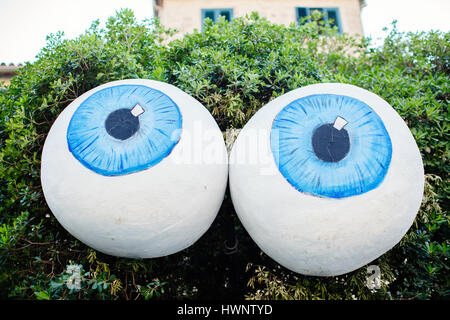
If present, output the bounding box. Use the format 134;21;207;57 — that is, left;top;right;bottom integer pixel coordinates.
131;104;145;117
333;116;348;131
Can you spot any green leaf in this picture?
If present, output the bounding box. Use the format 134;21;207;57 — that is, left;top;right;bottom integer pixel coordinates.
34;291;50;300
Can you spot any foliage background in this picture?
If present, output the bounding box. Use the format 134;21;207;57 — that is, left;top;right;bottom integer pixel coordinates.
0;9;448;300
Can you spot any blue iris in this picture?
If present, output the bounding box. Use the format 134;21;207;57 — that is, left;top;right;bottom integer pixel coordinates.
270;94;392;198
67;85;182;176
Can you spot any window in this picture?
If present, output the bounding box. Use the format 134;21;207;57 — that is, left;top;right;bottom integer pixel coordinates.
201;8;233;29
296;7;342;33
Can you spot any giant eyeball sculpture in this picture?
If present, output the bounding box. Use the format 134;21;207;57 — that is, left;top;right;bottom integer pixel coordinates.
229;83;424;276
41;79;228;258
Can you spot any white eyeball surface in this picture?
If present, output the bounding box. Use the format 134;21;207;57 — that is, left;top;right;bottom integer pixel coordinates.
41;79;228;258
229;83;424;276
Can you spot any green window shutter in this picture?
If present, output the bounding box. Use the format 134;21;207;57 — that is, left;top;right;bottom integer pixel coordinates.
297;7;308;24
324;8;342;33
296;7;343;33
203;9;216;22
202;8;233;31
218;9;232;22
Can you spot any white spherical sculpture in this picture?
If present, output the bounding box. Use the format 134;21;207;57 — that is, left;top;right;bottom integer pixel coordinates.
41;79;228;258
229;83;424;276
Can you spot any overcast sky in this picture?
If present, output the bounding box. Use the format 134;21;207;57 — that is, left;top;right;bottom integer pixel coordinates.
0;0;449;65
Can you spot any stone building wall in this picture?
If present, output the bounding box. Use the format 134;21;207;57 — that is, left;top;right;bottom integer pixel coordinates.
0;63;21;87
154;0;364;37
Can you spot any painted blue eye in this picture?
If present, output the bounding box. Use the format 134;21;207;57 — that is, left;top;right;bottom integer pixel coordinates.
270;94;392;198
67;85;182;176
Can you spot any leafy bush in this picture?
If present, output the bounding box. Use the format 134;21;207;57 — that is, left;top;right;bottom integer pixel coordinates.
0;9;448;300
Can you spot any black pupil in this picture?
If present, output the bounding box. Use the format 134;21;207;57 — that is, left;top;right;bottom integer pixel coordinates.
312;123;350;162
105;108;140;140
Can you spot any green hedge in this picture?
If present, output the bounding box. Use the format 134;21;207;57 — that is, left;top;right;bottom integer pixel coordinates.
0;9;448;299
